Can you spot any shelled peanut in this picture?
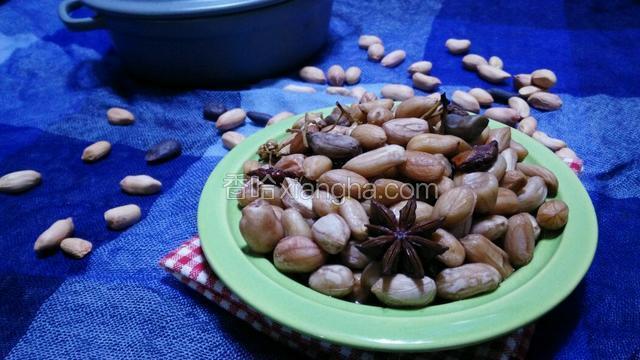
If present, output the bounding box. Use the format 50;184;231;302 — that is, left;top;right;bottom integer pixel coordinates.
234;94;569;309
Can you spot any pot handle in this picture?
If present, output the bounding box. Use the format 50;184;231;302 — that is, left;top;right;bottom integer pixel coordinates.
58;0;104;31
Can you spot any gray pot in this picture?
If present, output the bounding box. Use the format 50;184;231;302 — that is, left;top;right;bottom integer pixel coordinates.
58;0;333;85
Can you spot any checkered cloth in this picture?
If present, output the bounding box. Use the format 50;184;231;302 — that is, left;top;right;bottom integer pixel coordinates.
160;237;535;359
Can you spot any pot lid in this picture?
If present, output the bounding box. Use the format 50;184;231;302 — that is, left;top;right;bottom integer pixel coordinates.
83;0;289;18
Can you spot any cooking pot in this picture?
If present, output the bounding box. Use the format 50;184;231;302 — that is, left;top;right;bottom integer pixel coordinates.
58;0;333;85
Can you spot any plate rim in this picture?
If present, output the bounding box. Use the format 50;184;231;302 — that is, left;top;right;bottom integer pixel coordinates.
197;107;598;352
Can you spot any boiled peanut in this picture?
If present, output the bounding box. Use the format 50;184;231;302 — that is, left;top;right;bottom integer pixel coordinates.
311;190;340;217
281;178;315;218
510;140;529;161
309;265;354;297
339;197;370;241
501;170;527;193
239;199;284;253
367;43;385;61
517;163;559;196
34;217;74;253
316;169;370;199
477;64;511;83
453;90;480;113
407;133;470;157
366;107;394;126
445;38;471;54
517;176;547;212
345;66;362;85
104;204;141;230
350;124;387;150
460;234;514;278
222;131;245;149
456;172;499;214
381;84;414;101
468;88;493;107
299;66;325;84
120;175;162;195
107;107;134;125
327;65;346;86
436;263;501;300
433;186;477;227
484;107;520;126
532;131;566;151
504;213;535;267
470;215;508;241
82;141;111;162
528;92;562;111
531;69;557;89
60;238;93;259
502;148;518;171
312;213;351;254
412;73;441;91
462;54;488;71
432;229;465;267
518;85;542;98
493;187;519;216
488;56;504;69
273;236;326;272
216;108;246;131
508;97;530;118
341;242;371;270
536;199;569;230
381;50;406;67
282;208;313;238
513;74;532;89
358;34;382;48
487;127;512;152
372;274;437;307
342;145;406;178
0;170;42;194
303;155;333;181
407;60;432;75
373;178;413;206
394;94;440;118
398;150;446;183
487;154;507;181
517;116;537;136
382;118;429;145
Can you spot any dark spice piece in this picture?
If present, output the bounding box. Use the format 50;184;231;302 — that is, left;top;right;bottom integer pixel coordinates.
356;198;447;278
444;114;489;142
145;139;182;164
307;132;362;160
247;166;297;185
447;103;469;116
247;111;272;126
487;88;518;104
452;140;499;172
203;103;226;121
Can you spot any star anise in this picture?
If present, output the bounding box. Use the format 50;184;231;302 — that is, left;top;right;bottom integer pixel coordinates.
356;198;448;279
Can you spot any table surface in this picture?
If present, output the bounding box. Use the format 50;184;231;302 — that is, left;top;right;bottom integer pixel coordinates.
1;0;639;359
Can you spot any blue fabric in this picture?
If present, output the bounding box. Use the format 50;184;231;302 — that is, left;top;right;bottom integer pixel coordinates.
1;0;639;358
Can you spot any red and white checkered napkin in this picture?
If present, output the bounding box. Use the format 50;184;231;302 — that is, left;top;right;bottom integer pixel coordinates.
160;236;535;360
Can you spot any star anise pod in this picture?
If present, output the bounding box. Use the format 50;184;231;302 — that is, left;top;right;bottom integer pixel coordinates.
356;198;448;279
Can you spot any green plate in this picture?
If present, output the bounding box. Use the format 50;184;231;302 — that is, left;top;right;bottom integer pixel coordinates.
198;107;597;352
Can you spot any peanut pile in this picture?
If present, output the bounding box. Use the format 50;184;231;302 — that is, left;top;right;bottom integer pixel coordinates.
237;94;569;308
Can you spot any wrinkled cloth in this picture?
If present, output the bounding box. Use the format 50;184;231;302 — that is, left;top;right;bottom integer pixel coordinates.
1;0;639;359
160;237;534;360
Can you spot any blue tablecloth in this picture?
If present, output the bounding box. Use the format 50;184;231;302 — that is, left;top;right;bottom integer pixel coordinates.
1;0;639;358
